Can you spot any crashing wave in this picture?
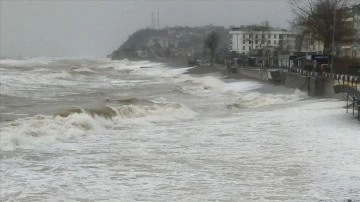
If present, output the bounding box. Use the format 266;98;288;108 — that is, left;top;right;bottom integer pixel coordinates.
70;67;95;74
55;106;117;119
227;89;307;109
0;100;196;151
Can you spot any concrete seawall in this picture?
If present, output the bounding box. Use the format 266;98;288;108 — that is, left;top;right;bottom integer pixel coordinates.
237;68;360;99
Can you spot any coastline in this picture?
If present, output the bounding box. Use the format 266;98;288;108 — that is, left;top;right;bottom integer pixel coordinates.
185;64;249;80
130;58;358;113
184;63;358;106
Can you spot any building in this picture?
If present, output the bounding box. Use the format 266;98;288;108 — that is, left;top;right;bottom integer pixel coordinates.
229;25;298;55
336;4;360;58
354;4;360;31
351;4;360;58
298;33;324;53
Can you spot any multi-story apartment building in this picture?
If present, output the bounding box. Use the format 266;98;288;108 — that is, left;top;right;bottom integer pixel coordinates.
337;3;360;58
351;4;360;58
229;25;297;55
298;32;324;53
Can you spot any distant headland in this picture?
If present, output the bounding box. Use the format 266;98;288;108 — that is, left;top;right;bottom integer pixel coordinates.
110;26;229;61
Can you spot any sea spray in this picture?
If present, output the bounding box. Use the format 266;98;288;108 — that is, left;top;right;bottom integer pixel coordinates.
0;101;197;151
1;58;359;201
0;113;106;151
227;89;307;109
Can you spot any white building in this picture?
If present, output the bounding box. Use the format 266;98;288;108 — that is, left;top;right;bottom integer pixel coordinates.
354;4;360;30
299;34;324;53
334;4;360;58
351;4;360;58
229;25;298;54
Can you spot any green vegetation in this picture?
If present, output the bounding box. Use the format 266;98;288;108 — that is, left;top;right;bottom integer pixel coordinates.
290;0;356;55
111;26;229;61
204;31;219;66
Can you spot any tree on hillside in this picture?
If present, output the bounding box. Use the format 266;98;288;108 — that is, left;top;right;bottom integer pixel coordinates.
204;31;219;66
290;0;356;55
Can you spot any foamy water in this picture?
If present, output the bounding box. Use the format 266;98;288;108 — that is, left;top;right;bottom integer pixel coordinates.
0;58;359;201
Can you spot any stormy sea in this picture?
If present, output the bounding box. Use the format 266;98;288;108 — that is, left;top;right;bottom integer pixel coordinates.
0;58;359;201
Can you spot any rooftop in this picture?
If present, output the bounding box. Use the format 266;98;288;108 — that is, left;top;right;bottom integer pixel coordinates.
230;25;289;32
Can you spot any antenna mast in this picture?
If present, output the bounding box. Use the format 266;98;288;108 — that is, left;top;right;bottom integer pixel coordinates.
157;8;160;29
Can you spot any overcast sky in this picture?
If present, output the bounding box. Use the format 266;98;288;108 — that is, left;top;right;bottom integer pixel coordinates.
0;0;293;58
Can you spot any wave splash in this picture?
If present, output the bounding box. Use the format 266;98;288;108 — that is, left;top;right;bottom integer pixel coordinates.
0;113;105;151
0;99;196;151
227;89;307;109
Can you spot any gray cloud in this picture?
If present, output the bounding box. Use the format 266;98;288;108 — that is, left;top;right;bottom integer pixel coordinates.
0;0;293;58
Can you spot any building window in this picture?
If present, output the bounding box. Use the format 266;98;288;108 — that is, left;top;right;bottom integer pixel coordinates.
243;46;246;50
255;40;258;44
274;40;277;44
268;34;271;39
255;34;258;39
243;40;245;44
268;40;271;44
352;50;357;58
274;34;277;39
243;34;246;38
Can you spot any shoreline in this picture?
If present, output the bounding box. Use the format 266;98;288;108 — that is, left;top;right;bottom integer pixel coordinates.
185;64;249;80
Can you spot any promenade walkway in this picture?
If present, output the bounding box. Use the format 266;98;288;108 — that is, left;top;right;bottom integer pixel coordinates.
289;68;360;121
334;85;360;121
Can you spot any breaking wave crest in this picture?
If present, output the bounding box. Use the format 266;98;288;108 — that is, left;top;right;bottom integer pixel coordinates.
0;113;107;151
55;106;117;119
0;57;54;67
188;76;226;91
0;100;196;151
173;75;262;96
227;89;307;109
55;100;196;120
69;67;95;74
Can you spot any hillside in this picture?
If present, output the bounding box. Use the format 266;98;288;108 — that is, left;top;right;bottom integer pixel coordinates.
110;26;229;61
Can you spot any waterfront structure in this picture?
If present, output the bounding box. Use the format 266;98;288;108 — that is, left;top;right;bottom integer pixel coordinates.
229;24;297;55
336;4;360;58
298;34;324;53
351;4;360;58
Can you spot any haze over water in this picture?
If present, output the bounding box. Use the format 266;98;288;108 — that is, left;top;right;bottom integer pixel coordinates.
0;58;359;201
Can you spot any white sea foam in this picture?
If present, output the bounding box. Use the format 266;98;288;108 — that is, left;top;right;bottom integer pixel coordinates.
70;67;95;74
0;57;55;67
0;113;108;151
173;75;226;96
224;80;263;92
0;102;196;151
194;76;226;90
229;89;307;108
110;103;197;125
100;59;160;72
2;58;359;201
174;75;263;97
0;70;79;97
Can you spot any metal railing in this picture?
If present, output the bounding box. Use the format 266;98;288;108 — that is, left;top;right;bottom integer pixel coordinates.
289;68;360;91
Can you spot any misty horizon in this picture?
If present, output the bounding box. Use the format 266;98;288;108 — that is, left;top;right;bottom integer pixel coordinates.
0;0;293;58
